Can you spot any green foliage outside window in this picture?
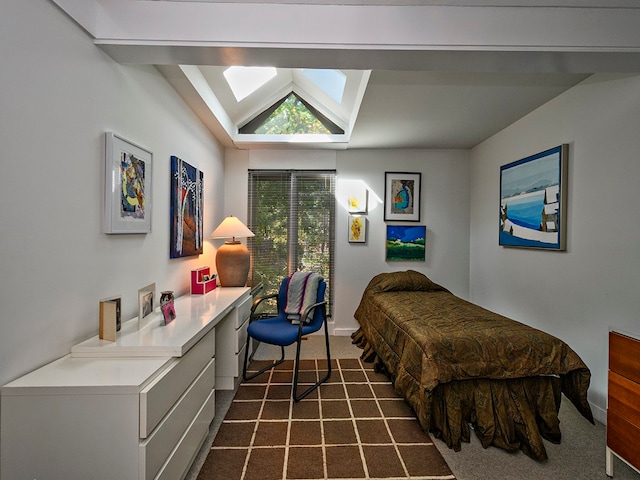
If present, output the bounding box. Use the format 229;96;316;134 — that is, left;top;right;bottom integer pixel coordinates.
248;171;335;314
254;94;332;135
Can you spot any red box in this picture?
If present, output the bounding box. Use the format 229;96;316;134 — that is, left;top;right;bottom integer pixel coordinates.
191;267;217;295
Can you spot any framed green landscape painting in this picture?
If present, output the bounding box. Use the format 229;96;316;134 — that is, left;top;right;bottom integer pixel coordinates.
386;225;426;261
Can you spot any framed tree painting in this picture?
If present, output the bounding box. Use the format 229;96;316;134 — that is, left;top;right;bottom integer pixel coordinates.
104;132;152;234
170;156;204;258
499;144;568;250
384;172;421;222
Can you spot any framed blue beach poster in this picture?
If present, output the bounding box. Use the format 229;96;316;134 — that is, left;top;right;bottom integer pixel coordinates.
499;145;568;250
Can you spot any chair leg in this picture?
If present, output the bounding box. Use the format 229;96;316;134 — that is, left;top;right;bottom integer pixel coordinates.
292;318;332;402
242;336;286;382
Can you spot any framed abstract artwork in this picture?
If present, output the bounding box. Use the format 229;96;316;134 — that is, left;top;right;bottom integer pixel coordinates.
386;225;426;261
104;132;152;234
348;215;367;243
499;144;568;250
384;172;421;222
170;156;204;258
347;184;368;214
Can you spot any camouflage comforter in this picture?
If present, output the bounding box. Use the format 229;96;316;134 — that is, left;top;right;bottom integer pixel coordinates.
353;270;593;460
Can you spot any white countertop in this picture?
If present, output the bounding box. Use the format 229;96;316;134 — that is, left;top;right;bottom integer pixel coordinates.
71;287;250;358
1;355;172;395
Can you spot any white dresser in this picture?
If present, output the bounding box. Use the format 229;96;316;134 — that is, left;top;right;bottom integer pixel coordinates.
1;287;251;480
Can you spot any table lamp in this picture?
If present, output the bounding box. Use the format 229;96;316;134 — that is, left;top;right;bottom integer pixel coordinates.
210;216;255;287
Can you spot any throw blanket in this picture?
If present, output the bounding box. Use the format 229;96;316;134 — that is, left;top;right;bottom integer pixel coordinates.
285;272;323;324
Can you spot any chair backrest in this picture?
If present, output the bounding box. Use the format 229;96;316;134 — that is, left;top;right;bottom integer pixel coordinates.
277;275;327;327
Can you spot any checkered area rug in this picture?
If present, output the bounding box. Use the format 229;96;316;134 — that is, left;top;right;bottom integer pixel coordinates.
197;358;455;480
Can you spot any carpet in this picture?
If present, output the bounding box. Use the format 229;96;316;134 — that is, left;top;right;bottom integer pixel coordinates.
197;358;456;480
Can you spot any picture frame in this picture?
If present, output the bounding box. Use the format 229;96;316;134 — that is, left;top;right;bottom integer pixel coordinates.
98;300;117;342
137;283;156;330
102;295;122;331
161;300;176;325
347;185;368;214
384;172;421;222
104;132;152;234
499;144;568;250
170;156;204;258
348;215;367;243
386;225;426;261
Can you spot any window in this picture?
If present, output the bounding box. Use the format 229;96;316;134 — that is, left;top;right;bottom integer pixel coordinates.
223;66;277;101
247;170;335;316
239;93;344;135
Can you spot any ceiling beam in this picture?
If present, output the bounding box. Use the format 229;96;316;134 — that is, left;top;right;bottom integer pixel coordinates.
52;1;640;73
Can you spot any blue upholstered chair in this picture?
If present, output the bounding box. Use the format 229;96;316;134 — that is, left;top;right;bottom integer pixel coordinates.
242;276;331;401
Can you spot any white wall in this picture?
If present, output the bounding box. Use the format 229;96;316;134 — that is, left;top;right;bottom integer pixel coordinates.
0;0;225;388
469;74;640;422
224;148;471;335
334;149;470;334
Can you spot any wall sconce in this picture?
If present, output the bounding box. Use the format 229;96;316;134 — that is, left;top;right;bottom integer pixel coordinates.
210;216;255;287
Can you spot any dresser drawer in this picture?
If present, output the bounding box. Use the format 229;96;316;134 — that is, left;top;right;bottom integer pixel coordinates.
140;328;215;437
607;410;640;471
236;294;252;329
155;389;215;480
140;358;215;480
608;370;640;428
609;332;640;384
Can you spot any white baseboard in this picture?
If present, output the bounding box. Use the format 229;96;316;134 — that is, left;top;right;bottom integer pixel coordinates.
590;401;606;425
332;327;358;337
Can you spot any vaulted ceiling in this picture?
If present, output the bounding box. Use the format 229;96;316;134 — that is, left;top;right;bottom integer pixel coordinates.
51;1;640;149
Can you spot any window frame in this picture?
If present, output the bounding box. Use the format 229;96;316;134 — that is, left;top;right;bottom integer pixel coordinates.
247;169;336;318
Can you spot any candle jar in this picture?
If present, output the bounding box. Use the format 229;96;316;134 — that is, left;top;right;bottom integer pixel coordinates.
160;291;174;305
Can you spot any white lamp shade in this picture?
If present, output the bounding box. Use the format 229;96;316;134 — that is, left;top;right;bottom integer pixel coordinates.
210;216;255;241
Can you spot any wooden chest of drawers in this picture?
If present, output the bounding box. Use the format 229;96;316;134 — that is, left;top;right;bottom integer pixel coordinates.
607;330;640;477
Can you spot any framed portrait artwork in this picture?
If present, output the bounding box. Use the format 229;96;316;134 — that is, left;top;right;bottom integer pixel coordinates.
137;283;156;330
104;132;152;234
384;172;421;222
499;144;568;250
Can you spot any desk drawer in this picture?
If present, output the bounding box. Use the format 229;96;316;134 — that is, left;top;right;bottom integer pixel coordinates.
610;332;640;384
140;328;215;437
236;294;252;329
236;343;248;378
140;358;215;480
236;317;249;354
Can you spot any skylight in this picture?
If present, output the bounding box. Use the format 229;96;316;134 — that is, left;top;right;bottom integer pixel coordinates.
224;66;277;102
302;69;346;103
255;93;331;134
240;92;344;135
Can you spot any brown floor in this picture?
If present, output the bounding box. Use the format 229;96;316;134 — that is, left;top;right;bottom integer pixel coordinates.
196;358;454;480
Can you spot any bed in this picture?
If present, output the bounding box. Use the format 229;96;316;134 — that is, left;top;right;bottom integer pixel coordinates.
352;270;594;460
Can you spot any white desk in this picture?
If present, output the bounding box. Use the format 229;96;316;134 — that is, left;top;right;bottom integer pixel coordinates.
1;287;251;480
